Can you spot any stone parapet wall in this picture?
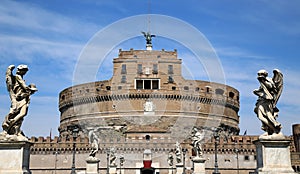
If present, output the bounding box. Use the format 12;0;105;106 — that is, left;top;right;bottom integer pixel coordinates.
29;135;260;155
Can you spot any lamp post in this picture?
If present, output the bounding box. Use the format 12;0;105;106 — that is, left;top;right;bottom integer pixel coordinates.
213;129;220;174
182;148;188;174
234;148;239;174
119;154;125;174
69;125;79;174
106;149;110;174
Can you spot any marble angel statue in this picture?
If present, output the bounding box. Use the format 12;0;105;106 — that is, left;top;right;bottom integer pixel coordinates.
253;69;283;137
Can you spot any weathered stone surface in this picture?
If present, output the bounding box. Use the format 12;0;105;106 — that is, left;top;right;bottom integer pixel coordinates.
192;156;206;174
86;156;100;174
0;141;32;174
254;138;296;174
175;163;184;174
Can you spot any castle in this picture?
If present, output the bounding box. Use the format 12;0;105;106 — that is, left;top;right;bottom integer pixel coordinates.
28;42;300;174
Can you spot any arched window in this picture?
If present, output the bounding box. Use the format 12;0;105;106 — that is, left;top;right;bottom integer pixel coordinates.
215;88;224;95
229;92;235;98
145;135;151;141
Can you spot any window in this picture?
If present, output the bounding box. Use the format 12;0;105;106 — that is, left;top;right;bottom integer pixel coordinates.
152;80;159;89
136;80;143;89
206;86;211;93
137;64;143;74
121;64;126;74
195;87;200;91
168;76;174;83
145;135;151;141
121;76;126;83
144;80;151;89
168;65;173;74
184;86;189;90
135;79;160;90
106;86;111;90
244;155;250;161
153;64;158;74
229;92;235;98
172;86;176;90
215;88;224;95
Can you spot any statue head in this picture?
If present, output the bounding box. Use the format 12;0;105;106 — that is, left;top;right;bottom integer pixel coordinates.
257;69;268;78
16;64;29;75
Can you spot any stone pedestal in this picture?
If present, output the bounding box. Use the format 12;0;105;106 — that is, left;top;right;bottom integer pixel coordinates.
254;138;296;174
146;44;152;50
109;165;117;174
192;156;206;174
176;163;184;174
169;166;174;174
0;141;32;174
86;156;100;174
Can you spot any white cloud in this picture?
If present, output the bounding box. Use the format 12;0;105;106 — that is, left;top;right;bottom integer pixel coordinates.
0;0;100;38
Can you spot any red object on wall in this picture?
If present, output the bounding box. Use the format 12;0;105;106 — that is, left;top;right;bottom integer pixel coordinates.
143;160;152;168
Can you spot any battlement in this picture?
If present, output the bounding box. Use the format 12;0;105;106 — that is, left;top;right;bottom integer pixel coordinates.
117;48;178;60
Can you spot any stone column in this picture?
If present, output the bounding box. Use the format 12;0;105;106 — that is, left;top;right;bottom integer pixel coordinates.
175;163;184;174
254;138;296;174
192;156;206;174
0;141;32;174
86;156;100;174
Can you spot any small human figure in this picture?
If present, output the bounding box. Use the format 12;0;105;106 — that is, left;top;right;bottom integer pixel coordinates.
191;127;204;157
88;129;99;158
167;150;174;166
1;65;37;140
120;154;125;167
253;69;283;135
110;148;117;166
175;141;182;164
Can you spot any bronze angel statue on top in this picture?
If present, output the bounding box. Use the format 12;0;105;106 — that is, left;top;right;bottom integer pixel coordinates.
142;31;155;45
0;65;37;141
253;69;283;137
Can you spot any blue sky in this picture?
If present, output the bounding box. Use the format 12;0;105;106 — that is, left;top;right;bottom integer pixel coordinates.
0;0;300;137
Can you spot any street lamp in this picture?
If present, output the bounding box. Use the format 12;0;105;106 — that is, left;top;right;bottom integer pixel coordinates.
213;129;220;174
182;148;188;174
234;147;239;174
69;125;79;174
119;154;125;174
106;149;110;174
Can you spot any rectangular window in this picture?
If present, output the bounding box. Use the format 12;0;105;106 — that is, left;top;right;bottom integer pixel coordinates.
152;80;159;89
121;75;126;83
135;79;160;90
136;80;143;89
168;65;173;74
144;80;151;89
137;64;143;74
121;64;126;74
153;64;158;74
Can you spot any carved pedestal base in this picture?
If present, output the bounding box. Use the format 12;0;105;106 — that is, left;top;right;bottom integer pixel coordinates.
192;156;206;174
0;141;32;174
109;165;117;174
86;156;100;174
254;138;296;174
175;163;184;174
169;167;174;174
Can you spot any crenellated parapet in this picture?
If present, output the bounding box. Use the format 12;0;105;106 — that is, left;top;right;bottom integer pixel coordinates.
28;135;263;156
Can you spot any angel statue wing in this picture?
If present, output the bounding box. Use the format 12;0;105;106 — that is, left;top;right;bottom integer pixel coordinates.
5;65;15;93
272;69;283;106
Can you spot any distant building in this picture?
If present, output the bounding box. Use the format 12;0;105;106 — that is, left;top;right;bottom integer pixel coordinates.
29;45;300;174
